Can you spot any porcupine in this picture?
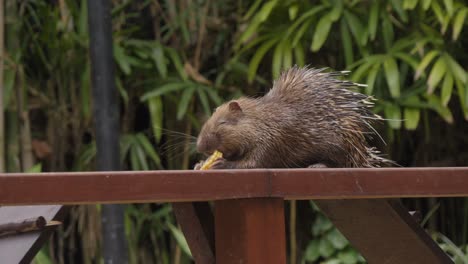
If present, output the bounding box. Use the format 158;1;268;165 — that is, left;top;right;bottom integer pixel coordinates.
196;66;390;169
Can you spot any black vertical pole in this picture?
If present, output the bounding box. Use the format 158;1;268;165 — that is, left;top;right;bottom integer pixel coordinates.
87;1;128;263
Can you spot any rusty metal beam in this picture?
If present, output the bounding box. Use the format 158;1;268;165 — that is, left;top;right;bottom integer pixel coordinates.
0;168;467;205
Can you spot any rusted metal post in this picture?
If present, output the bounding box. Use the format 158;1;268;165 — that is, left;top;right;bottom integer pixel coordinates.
214;198;286;264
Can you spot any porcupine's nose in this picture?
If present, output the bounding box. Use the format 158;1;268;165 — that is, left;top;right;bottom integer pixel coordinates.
196;135;213;155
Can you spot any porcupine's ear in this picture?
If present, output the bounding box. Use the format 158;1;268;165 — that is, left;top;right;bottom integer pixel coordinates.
228;101;242;112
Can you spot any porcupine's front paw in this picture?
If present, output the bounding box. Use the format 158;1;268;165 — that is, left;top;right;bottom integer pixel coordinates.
308;163;328;168
209;158;236;169
194;161;204;170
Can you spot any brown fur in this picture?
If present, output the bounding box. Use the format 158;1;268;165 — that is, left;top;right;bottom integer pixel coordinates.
196;67;390;169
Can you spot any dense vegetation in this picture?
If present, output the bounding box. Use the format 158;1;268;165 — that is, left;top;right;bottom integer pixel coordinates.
2;0;468;263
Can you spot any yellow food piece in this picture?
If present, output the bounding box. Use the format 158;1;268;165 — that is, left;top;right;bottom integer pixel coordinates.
200;150;223;170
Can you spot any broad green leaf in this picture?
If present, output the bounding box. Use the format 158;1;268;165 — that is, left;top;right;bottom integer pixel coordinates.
341;18;354;66
441;73;453;106
135;144;149;170
272;40;284;79
427;57;447;94
237;0;278;46
165;48;187;80
197;89;211;116
177;86;195;120
423;0;432;10
415;50;439;79
382;14;394;51
326;228;349;250
344;11;366;46
383;57;400;98
27;163;42;173
394;52;418;70
243;0;263;20
293;42;305;67
431;1;445;27
141;82;187;101
248;38;278;82
151;43;167;78
113;43;131;75
456;80;468;120
404;108;420;130
390;0;408;22
304;240;320;261
384;104;402;129
329;0;343;22
148;96;163;142
368;1;379;40
288;4;299;20
130;145;140;170
81;64;91;119
426;95;454;123
136;133;161;167
366;64;380;95
287;5;327;36
319;238;335;258
312;215;333;235
311;14;333;52
202;86;223;106
167;223;192;257
444;54;467;83
403;0;418;9
337;249;360;264
282;41;293;69
443;0;454;16
452;9;468;40
292;19;313;47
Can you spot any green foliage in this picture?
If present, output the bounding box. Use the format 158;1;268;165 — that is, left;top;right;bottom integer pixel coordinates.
235;0;468;132
5;0;468;263
304;202;365;264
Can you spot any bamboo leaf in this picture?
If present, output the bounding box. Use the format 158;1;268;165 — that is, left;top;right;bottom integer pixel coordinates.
248;38;278;82
237;0;278;47
202;86;223;106
177;86;195;120
384;104;402;129
329;0;343;22
382;14;394;51
293;42;305;67
441;73;453;106
148;96;163;143
141;82;187;101
366;64;380;95
344;11;366;46
452;8;468;40
390;0;408;22
167;223;192;257
415;50;439;79
444;53;467;84
368;1;379;40
311;14;333;52
383;57;400;98
403;0;418;9
341;18;354;66
197;88;211;116
152;43;167;78
427;57;447;94
136;133;161;167
288;4;299;20
443;0;454;16
423;0;432;10
165;48;188;80
282;41;292;69
292;19;313;47
404;108;420;130
113;43;131;75
272;40;284;79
